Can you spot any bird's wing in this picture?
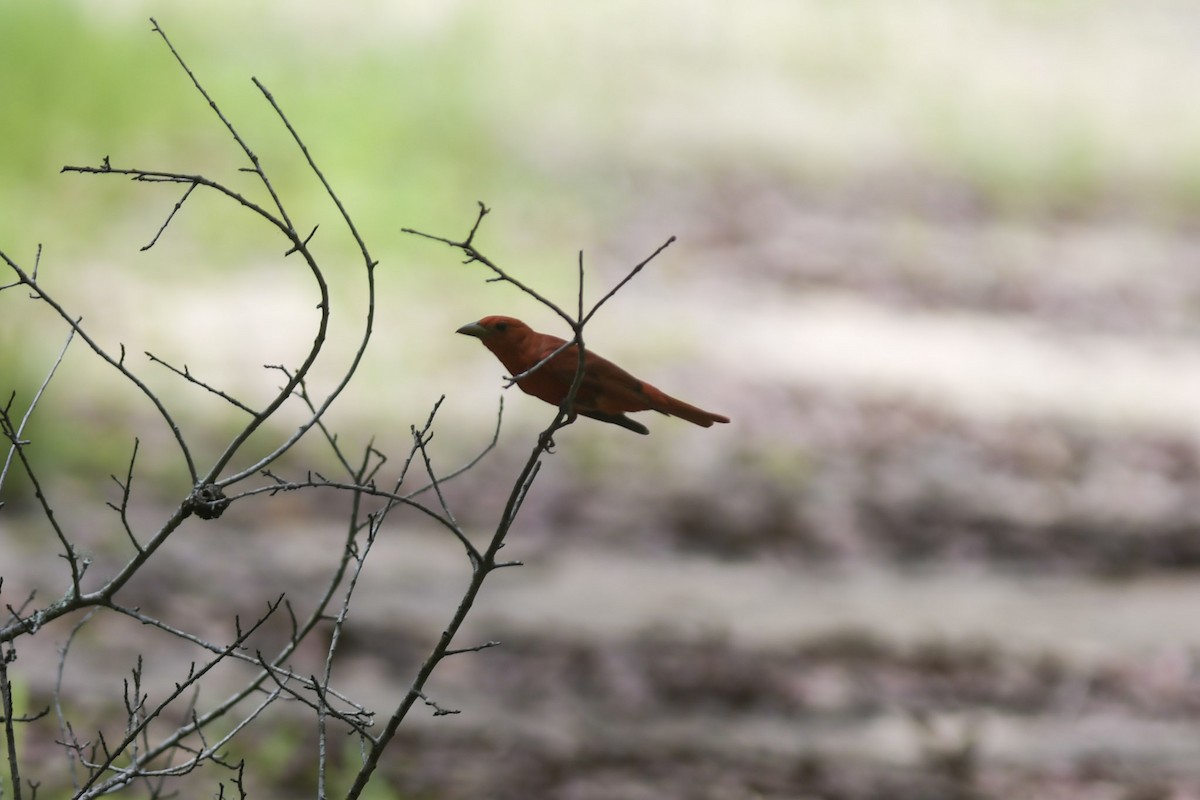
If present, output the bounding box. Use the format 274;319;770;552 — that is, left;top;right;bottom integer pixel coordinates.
536;345;655;414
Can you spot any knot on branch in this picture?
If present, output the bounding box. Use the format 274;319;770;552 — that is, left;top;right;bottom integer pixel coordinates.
184;483;230;520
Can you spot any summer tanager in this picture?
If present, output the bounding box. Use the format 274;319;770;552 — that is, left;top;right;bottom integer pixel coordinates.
456;315;730;435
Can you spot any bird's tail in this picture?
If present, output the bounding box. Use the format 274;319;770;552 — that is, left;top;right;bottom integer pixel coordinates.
646;386;730;428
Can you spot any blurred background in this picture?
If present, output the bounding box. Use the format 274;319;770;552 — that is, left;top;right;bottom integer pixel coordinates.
5;1;1200;797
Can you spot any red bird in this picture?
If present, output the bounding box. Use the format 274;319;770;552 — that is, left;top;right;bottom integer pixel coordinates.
457;315;730;435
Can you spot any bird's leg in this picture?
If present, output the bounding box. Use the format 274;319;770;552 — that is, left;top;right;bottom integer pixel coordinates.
539;412;577;454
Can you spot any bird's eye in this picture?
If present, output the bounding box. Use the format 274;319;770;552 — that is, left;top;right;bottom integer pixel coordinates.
494;322;508;332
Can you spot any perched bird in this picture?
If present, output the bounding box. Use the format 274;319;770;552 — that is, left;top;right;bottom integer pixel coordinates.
456;315;730;435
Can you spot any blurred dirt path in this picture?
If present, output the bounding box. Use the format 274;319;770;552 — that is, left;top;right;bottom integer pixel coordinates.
331;530;1200;663
334;529;1200;772
621;286;1200;438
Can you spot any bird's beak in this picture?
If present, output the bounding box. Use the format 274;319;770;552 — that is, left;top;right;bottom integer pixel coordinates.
456;321;489;339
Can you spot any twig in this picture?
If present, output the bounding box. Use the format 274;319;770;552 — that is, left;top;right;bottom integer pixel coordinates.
53;610;98;792
411;405;480;565
1;645;24;800
106;439;143;553
0;255;199;484
0;325;76;491
140;182;196;251
416;691;460;717
315;511;381;797
581;235;675;326
1;406;85;600
344;204;667;796
402;397;502;499
144;352;256;414
402;202;576;329
344;407;555;797
75;597;285;798
443;640;501;657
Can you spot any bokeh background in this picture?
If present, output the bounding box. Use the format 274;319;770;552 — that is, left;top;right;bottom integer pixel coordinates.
5;2;1200;797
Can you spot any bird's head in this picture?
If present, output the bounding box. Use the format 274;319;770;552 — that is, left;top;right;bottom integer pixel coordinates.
456;315;530;342
455;315;534;356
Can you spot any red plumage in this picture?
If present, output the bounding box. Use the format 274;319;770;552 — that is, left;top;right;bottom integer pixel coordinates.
457;315;730;435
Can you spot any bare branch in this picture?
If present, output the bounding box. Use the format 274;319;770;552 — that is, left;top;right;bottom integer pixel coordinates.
581;235;675;326
444;640;501;657
54;610;98;792
106;439;144;553
343;200;667;796
0;255;199;484
0;12;676;797
315;510;382;795
0;325;76;492
148;18;286;223
140;182;196;251
144;352;256;414
75;597;285;798
416;691;460;717
1;644;24;800
402;208;576;329
0;405;85;600
411;404;480;566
